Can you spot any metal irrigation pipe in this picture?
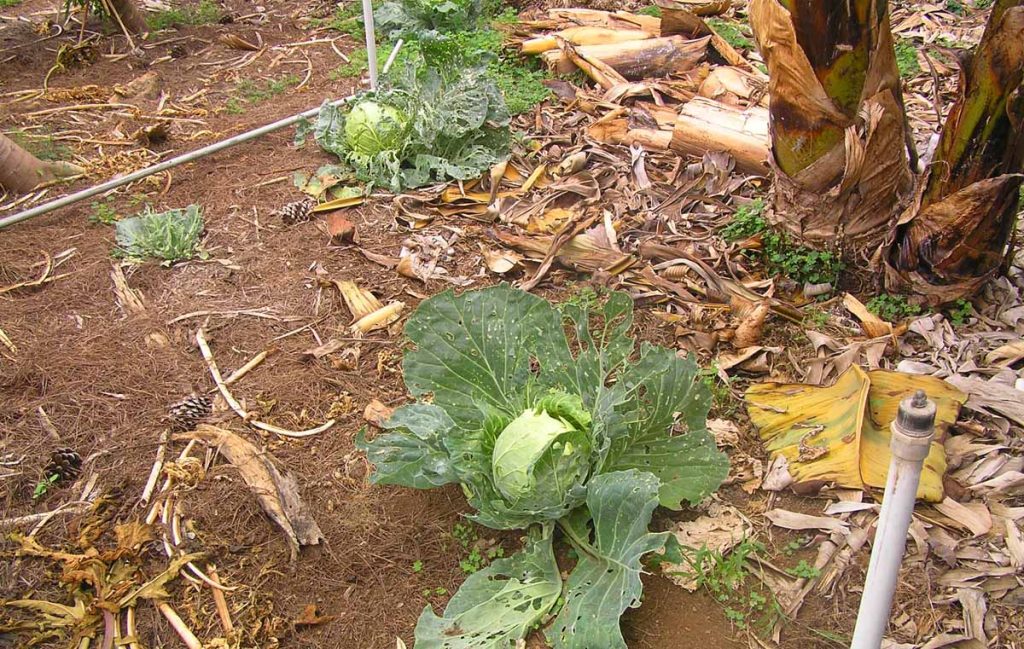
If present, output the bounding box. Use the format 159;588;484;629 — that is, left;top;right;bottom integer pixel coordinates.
361;0;378;90
0;94;356;231
850;390;937;649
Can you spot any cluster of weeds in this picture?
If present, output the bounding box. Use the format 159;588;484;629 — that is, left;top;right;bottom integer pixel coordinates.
561;284;600;311
329;48;370;79
226;74;301;113
866;294;922;321
945;0;966;15
5;129;72;161
114;204;205;264
946;298;973;326
787;559;821;580
0;0;23;7
665;538;785;633
723;199;843;286
701;364;737;417
452;522;504;574
148;0;222;30
895;39;921;79
707;17;754;50
317;0;548;115
637;5;661;16
89;199;119;225
803;307;830;329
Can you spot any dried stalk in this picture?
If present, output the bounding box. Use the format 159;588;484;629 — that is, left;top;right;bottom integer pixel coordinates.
140;429;169;505
222;350;269;386
197;328;336;438
156;602;202;649
207;565;235;635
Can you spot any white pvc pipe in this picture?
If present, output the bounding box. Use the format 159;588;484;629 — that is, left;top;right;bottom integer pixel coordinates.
0;95;355;230
361;0;378;89
851;391;936;649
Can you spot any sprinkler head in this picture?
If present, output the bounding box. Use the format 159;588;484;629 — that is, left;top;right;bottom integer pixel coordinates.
895;389;936;437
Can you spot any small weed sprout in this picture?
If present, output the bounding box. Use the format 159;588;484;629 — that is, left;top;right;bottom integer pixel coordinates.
148;0;222;30
411;560;424;573
895;39;921;78
90;200;119;225
866;294;922;321
32;474;60;500
788;559;821;580
946;299;973;326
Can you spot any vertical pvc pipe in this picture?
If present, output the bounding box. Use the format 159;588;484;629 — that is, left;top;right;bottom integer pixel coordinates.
850;390;936;649
361;0;378;89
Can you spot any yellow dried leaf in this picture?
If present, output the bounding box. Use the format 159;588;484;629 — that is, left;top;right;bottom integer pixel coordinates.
843;293;893;338
528;207;574;234
746;367;966;502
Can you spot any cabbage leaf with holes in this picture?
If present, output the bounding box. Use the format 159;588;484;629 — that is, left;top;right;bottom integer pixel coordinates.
357;285;728;648
312;59;509;192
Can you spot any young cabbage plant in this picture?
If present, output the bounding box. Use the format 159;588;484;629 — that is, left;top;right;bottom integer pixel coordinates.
358;286;728;648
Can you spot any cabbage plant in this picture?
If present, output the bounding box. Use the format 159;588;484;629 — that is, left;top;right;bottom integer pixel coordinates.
358;286;728;648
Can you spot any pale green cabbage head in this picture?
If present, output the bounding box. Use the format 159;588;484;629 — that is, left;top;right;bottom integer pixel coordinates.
491;393;592;511
344;101;406;157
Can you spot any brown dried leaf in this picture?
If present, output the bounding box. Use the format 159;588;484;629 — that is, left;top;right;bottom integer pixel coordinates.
182;425;325;559
364;399;394;427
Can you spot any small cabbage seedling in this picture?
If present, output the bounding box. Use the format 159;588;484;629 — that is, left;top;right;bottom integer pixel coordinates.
359;286;728;648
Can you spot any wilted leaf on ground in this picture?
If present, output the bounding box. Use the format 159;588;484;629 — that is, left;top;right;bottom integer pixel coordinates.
182;425;325;559
746;367;966;501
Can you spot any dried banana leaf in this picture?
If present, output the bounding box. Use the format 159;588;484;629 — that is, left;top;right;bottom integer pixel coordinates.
746;367;966;501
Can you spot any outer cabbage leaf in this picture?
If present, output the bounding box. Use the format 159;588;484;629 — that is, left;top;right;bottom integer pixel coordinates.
355;403;459;489
414;525;561;648
402;285;577;432
546;470;667;649
602;345;728;509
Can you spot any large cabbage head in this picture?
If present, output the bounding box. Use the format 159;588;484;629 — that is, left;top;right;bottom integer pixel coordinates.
491;392;593;512
344;101;407;157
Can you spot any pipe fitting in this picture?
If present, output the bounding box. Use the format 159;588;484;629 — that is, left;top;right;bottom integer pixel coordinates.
889;389;936;462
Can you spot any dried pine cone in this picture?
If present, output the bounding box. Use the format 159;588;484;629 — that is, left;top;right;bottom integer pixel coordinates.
45;448;82;482
168;394;212;431
276;199;315;225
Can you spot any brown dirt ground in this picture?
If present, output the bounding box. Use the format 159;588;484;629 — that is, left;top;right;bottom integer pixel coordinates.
2;1;889;648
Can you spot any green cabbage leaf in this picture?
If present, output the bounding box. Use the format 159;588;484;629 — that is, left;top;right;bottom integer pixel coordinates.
357;285;728;647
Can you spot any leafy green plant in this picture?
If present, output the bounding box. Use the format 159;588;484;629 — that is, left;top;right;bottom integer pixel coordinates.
721;199;767;242
375;0;501;39
358;286;728;647
723;199;842;285
707;18;753;50
412;560;424;573
89;200;119;225
866;294;922;321
895;39;921;79
329;48;371;79
804;308;829;329
115;205;205;264
637;5;661;16
148;0;222;30
236;75;300;103
669;539;783;633
946;299;973;326
945;0;966;15
313;60;510;191
788;559;821;580
0;0;23;8
32;474;60;500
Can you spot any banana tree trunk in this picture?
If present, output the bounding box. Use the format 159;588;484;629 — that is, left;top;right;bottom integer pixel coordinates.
0;134;60;194
107;0;149;33
749;0;913;257
885;0;1024;302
